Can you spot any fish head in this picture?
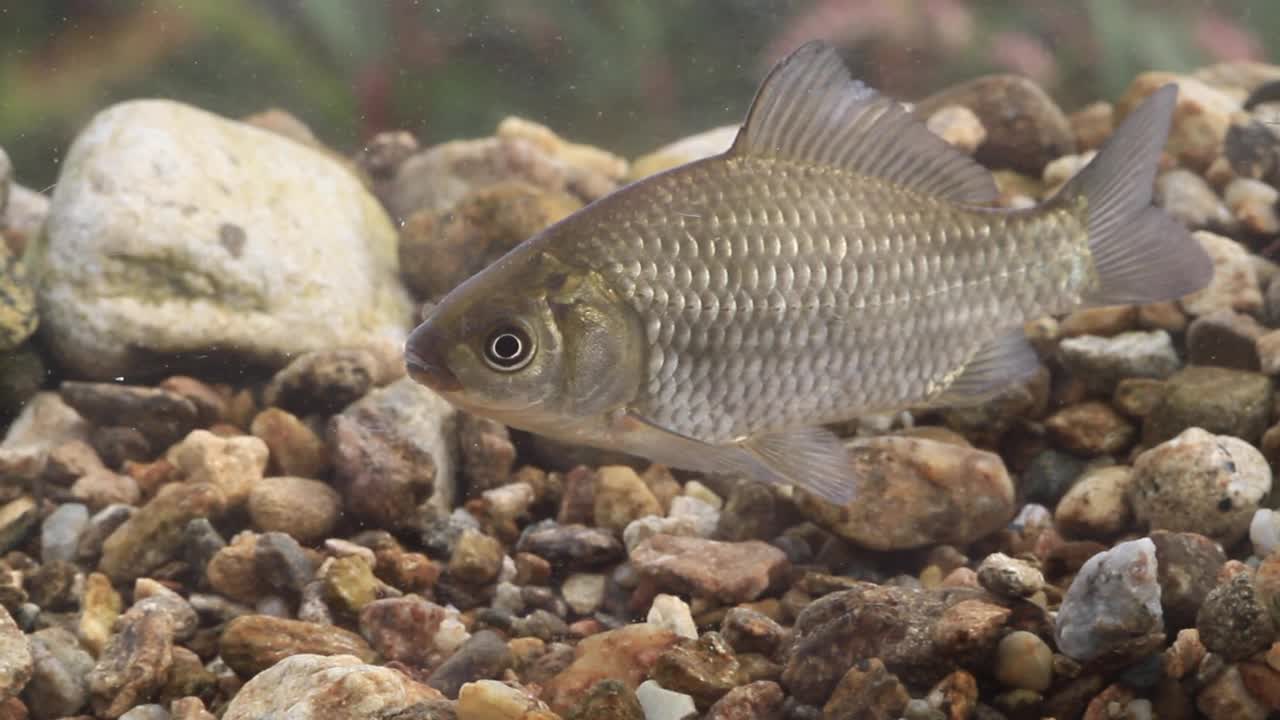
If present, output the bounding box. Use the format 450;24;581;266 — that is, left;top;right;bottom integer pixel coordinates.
405;245;646;431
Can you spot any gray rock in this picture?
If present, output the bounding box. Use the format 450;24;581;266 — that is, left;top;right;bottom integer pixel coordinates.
35;99;412;379
1055;538;1164;662
1058;331;1181;393
1143;366;1273;446
425;629;513;699
1156;169;1234;231
119;704;170;720
76;504;136;562
0;604;32;701
24;627;94;720
40;503;89;564
516;520;625;570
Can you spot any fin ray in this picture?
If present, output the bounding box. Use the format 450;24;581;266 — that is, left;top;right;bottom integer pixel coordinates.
932;328;1041;405
731;41;998;204
739;426;857;505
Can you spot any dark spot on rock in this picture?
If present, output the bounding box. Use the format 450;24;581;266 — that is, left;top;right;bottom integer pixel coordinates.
219;223;246;258
1218;497;1233;512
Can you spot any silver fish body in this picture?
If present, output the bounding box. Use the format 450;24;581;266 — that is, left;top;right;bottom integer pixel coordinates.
405;41;1213;504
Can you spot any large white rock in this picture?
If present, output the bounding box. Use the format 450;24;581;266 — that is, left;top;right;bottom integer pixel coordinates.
35;99;412;379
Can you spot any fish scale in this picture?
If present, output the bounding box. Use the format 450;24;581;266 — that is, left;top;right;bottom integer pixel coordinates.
574;156;1090;443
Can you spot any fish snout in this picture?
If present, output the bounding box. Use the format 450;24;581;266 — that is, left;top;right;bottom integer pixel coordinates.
405;323;463;393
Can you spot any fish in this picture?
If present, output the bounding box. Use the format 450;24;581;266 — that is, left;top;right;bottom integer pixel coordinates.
404;40;1213;505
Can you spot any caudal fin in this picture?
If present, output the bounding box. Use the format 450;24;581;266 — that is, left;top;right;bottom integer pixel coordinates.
1057;84;1214;306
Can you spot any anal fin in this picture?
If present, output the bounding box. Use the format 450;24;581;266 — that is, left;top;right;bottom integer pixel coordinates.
932;328;1041;406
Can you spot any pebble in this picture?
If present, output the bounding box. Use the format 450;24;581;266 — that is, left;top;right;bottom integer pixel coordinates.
715;481;792;543
248;408;328;479
319;555;379;614
1156;169;1234;230
705;680;784;720
329;378;458;526
564;679;645;720
218;614;375;678
98;482;225;583
449;528;505;585
647;594;698;640
593;465;662;534
1069;100;1114;150
221;654;443;720
798;435;1014;550
976;553;1044;599
1130;427;1272;546
0;606;30;703
822;657;910;720
1197;665;1269;720
39;502;88;564
1142;366;1273;446
246;475;341;544
78;572;122;656
516;521;625;570
542;624;678;714
1188;309;1266;371
650;633;743;709
1045;401;1135;456
70;470;141;511
630;534;789;604
1059;306;1138;338
1055;538;1164;662
1258;330;1280;375
994;631;1053;692
1252;509;1280;556
86;601;177;717
1022;449;1089;507
1054;465;1135;540
719;606;786;658
25;627;93;719
1182;231;1264;316
1120;73;1239;172
1150;530;1227;630
561;573;606;616
1225;176;1280;234
165;429;268;509
457;679;556;719
425;629;514;699
1057;330;1181;392
925;105;987;153
1197;571;1276;661
634;680;698;720
358;595;447;667
458;414;517;496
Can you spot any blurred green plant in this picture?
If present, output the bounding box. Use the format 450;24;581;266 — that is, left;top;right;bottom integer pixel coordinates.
1;0;1277;189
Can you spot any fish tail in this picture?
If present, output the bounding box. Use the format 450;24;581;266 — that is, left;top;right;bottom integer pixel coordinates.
1057;84;1213;306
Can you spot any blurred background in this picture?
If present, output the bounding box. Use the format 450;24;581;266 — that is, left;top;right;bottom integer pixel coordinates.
2;0;1278;188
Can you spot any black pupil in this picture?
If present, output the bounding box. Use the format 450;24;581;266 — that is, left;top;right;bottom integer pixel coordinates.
490;331;524;365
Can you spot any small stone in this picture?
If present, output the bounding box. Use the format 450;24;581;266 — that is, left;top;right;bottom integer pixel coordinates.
1253;509;1280;556
715;482;791;543
220;654;443;720
1197;665;1269;720
1182;231;1263;316
976;553;1044;599
925;106;987;154
204;531;260;604
668;496;719;538
319;555;379;615
358;595;447;667
543;624;679;714
86;603;175;717
1042;150;1096;193
169;697;216;720
246;476;340;544
1239;660;1280;712
1200;571;1276;662
1059;306;1139;338
218;614;375;678
648;594;698;640
1112;378;1166;419
70;470;140;512
0;497;36;555
425;629;514;699
1058;330;1181;393
449;528;504;586
516;521;624;571
0;606;30;702
248;408;327;479
1055;538;1164;662
795;436;1015;550
118;705;168;720
706;680;784;720
78;572;122;656
42;440;105;487
25;627;93;720
822;657;910;720
1151;530;1228;630
650;633;742;709
1225;177;1280;234
631;535;788;604
39;503;89;564
1143;366;1273;446
564;679;644;720
1187;309;1265;370
328;378;456;527
59;382;199;451
457;679;556;719
633;680;697;720
1070;101;1114;151
1131;427;1271;545
562;573;606;616
98;482;224;583
165;430;267;509
1045;401;1135;456
1156;169;1234;230
594;466;662;534
253;531;314;594
458;414;517;496
994;631;1053;692
1022;449;1089;507
1120;73;1239;172
1054;465;1135;540
720;607;786;658
262;348;381;416
1258;330;1280;375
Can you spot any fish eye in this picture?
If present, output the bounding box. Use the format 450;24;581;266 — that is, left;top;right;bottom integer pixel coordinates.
483;326;535;372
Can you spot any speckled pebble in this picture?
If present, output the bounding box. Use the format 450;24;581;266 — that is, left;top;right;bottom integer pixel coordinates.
562;573;606;616
976;553;1044;599
1199;571;1276;661
1054;465;1135;540
648;593;698;640
1055;538;1164;662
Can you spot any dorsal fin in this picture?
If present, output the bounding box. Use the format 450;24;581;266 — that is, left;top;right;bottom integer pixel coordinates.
730;41;998;204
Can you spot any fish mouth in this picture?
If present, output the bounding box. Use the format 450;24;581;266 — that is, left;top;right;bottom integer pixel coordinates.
404;325;462;393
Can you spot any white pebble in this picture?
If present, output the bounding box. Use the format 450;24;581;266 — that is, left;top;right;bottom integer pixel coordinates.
647;593;697;639
561;573;606;616
668;496;719;537
1251;509;1280;557
635;680;697;720
434;613;470;654
682;480;723;509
